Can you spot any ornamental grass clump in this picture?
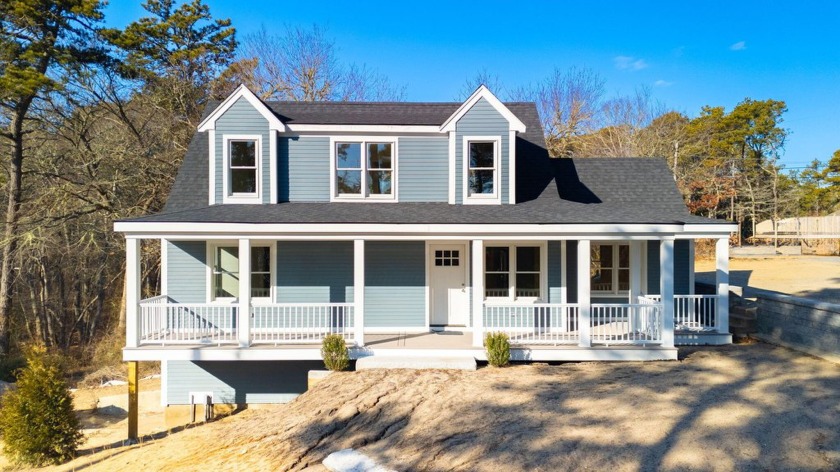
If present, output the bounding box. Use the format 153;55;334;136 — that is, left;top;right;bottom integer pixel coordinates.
0;345;82;466
321;334;350;371
484;331;511;367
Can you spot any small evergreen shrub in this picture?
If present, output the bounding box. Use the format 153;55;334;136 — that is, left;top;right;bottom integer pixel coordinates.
484;332;511;367
321;334;350;371
0;345;82;466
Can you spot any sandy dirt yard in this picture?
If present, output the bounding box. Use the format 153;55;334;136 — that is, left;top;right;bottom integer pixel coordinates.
696;255;840;302
22;342;840;472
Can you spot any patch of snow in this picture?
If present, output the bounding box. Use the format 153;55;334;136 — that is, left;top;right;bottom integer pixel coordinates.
100;380;128;387
322;448;395;472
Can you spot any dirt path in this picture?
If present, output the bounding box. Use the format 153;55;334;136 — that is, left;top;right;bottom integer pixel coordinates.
33;342;840;472
696;255;840;302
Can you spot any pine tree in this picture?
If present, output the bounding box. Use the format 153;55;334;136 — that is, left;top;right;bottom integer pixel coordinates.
0;346;82;466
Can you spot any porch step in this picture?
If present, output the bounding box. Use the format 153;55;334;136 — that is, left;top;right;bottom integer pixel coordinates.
730;304;758;336
355;355;477;371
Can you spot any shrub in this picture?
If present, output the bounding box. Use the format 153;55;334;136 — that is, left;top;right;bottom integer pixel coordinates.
0;345;82;466
321;334;350;371
484;332;511;367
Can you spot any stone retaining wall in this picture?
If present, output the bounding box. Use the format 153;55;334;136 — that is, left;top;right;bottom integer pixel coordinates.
755;289;840;364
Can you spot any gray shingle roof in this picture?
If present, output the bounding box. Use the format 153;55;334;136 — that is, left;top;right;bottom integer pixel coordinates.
150;101;730;227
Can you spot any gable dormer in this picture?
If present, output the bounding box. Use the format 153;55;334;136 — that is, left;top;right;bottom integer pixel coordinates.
198;85;285;205
441;85;526;205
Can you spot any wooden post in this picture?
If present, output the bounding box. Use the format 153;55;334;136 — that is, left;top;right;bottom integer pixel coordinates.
577;240;591;347
128;361;139;441
660;238;675;348
471;239;484;347
354;240;365;347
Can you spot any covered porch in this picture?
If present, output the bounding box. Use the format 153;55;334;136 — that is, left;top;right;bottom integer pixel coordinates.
123;232;733;361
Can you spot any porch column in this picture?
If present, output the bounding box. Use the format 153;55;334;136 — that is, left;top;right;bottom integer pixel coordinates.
715;237;730;333
660;238;675;348
238;238;251;347
354;239;365;347
472;239;484;347
560;241;568;303
125;237;141;349
577;239;591;347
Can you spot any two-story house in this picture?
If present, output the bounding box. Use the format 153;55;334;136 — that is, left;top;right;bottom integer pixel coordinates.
115;85;735;408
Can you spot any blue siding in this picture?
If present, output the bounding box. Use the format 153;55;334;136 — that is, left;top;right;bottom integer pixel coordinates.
548;241;563;303
365;241;425;328
566;242;578;303
647;241;660;295
278;136;330;202
165;360;323;404
646;240;689;294
215;97;271;203
276;241;354;303
399;136;449;202
167;241;206;303
455;98;511;204
675;240;690;295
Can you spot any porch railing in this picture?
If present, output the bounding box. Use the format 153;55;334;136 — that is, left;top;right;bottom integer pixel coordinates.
641;294;719;331
250;303;355;345
484;303;580;345
591;303;662;345
138;296;238;345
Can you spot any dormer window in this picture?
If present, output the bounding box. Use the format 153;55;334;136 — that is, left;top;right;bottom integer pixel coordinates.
331;138;397;201
463;136;501;204
223;134;262;203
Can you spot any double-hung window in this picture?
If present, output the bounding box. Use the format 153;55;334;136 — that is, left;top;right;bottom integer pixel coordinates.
211;245;272;300
224;135;262;203
464;136;501;204
484;245;543;300
334;140;395;200
590;243;630;294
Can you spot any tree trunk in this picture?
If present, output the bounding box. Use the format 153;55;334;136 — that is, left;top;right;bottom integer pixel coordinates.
0;111;26;354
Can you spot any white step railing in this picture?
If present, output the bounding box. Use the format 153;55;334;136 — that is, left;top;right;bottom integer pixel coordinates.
483;303;580;345
591;303;662;345
250;303;355;345
138;296;238;345
641;294;719;331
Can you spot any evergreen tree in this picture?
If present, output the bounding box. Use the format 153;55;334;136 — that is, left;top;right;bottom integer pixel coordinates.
0;345;82;466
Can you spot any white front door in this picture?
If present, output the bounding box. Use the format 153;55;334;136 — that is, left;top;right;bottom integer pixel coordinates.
429;244;469;326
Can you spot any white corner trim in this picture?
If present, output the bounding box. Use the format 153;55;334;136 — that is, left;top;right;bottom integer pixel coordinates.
221;134;263;204
208;129;216;205
508;129;517;205
328;136;398;202
160;238;168;295
197;84;286;132
448;131;456;204
269;131;277;204
440;85;526;133
462;135;502;205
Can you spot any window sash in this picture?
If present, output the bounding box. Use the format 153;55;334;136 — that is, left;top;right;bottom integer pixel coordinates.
467;140;497;197
212;246;272;300
484;245;541;300
228;140;258;195
591;243;630;294
335;141;394;198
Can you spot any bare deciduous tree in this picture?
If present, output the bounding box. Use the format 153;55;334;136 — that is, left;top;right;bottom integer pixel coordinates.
238;26;404;102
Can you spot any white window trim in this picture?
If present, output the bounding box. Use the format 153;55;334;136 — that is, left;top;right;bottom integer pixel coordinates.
222;134;263;204
462;136;502;205
591;242;630;296
206;241;275;303
483;242;547;303
329;136;399;202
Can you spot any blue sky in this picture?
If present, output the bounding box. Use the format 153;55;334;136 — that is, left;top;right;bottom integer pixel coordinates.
105;1;840;169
